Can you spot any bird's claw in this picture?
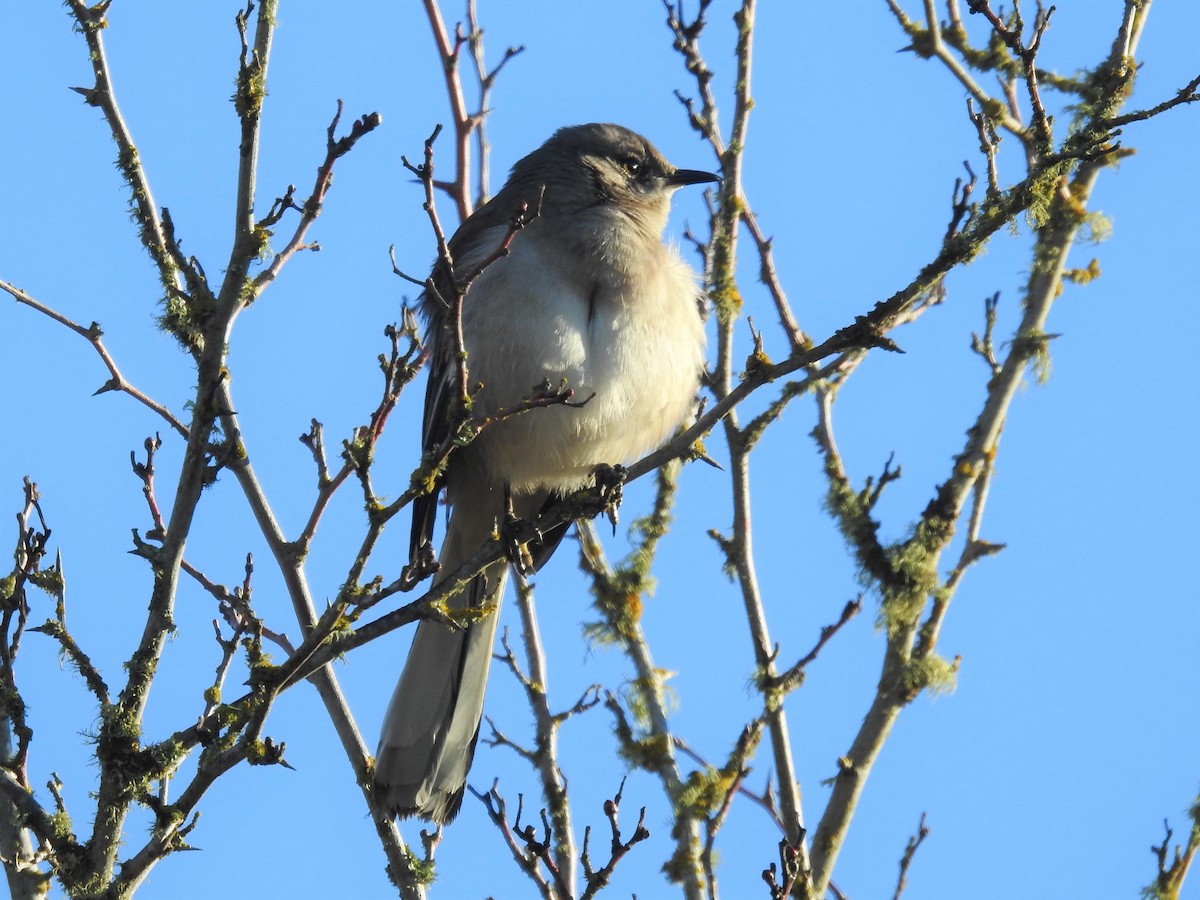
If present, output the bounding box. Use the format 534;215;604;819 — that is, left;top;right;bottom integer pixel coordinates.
501;507;543;574
398;541;440;592
592;463;626;532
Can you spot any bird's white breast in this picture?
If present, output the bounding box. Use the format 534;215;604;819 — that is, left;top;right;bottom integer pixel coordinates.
455;222;705;495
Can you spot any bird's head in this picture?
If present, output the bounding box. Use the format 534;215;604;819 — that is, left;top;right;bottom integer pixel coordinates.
511;123;720;236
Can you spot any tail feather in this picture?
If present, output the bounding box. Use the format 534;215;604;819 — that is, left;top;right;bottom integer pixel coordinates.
374;575;505;822
375;482;561;823
374;496;509;824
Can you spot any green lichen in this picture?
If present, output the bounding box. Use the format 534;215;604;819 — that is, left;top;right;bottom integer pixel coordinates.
901;654;959;699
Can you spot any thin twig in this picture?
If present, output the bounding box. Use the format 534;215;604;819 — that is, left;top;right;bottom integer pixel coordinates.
252;102;382;295
465;0;524;206
421;0;473;220
892;812;930;899
64;0;183;295
0;280;188;438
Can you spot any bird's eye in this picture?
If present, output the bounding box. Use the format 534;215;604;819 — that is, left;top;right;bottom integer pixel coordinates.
621;156;643;176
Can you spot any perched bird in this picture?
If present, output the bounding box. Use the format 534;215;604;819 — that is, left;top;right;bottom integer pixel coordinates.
375;123;717;824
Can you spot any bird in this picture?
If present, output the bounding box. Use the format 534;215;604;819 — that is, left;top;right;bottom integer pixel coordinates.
374;123;718;824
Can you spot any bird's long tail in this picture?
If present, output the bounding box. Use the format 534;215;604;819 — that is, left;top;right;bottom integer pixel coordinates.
374;502;507;824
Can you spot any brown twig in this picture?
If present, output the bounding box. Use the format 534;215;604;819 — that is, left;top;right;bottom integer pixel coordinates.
252;101;383;296
944;160;978;240
465;0;524;206
0;280;188;438
761;838;805;900
966;98;1002;197
892;812;930;899
766;598;863;696
296;311;423;563
579;780;652;900
130;435;167;540
420;0;473;220
469;781;558;898
740;208;807;352
1146;811;1200;900
966;0;1056;152
180;556;295;657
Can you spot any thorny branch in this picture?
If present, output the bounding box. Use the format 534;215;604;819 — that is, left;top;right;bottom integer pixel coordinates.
64;0;183;297
765;599;863;696
0;280;188;438
802;3;1161;896
3;482;55;770
674;739;783;833
1107;72;1200;127
0;484;81;895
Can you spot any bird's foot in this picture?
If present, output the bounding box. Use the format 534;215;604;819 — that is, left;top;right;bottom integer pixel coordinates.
398;541;440;592
501;491;542;575
592;463;626;532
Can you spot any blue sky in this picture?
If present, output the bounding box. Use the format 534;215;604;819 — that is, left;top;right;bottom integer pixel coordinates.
2;2;1198;898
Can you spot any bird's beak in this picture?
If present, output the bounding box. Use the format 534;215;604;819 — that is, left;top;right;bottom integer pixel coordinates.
666;168;721;188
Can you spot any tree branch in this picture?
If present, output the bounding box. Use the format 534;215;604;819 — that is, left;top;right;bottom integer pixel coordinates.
0;280;188;438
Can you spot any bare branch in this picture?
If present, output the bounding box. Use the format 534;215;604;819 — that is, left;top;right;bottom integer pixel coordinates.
892;812;930;899
766;598;863;696
63;0;183;295
578;783;651;900
499;575;581;889
577;463;705;896
896;0;1027;137
1144;807;1200;900
252;102;383;296
465;0;524;205
421;0;474;220
0;280;188;438
1107;73;1200;127
469;781;557;899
